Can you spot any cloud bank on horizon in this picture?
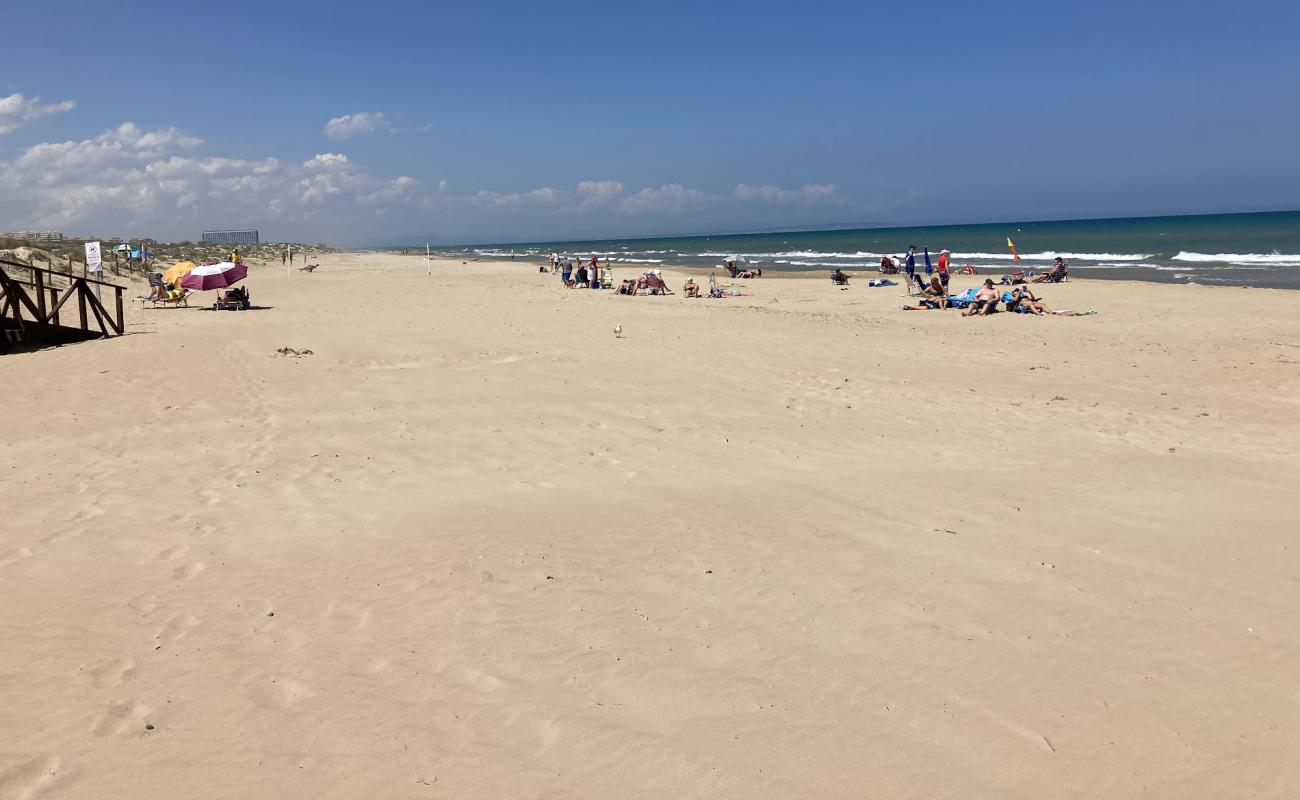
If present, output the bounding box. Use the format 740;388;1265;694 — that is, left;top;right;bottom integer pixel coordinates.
0;103;854;245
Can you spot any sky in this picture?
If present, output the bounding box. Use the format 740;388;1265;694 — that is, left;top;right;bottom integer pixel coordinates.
1;0;1297;246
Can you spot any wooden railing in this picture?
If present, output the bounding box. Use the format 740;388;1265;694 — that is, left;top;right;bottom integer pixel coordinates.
0;258;126;343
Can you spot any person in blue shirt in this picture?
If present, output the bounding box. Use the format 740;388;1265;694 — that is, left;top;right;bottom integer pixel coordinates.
903;244;924;290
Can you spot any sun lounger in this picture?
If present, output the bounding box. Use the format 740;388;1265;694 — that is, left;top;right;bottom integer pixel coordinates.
134;273;190;307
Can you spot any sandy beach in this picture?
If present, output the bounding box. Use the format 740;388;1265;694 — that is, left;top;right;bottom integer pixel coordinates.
2;252;1297;798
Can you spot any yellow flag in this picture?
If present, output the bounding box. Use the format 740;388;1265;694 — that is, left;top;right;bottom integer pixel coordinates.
1007;238;1020;262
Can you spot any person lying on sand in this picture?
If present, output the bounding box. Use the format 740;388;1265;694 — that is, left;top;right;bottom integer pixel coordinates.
683;278;700;297
1007;287;1053;315
922;276;950;308
963;280;1001;317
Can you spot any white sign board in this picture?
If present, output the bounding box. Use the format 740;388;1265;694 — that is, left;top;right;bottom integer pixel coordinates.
85;241;103;273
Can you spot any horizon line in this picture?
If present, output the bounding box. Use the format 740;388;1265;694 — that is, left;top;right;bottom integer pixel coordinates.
374;207;1300;251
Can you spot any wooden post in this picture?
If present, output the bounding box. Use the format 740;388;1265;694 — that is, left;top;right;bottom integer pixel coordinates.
78;283;88;331
114;287;124;334
50;287;60;327
35;269;46;321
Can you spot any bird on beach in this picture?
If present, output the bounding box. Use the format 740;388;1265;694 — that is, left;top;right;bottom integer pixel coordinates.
614;323;623;338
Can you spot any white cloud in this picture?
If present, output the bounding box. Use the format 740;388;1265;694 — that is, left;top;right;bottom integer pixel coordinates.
0;110;852;242
0;93;76;135
324;112;392;140
619;184;707;214
575;179;625;209
734;182;837;203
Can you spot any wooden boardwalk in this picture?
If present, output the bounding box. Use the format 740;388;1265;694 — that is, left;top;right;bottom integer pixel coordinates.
0;258;126;350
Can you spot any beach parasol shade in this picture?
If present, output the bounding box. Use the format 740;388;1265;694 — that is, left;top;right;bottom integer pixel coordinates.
163;261;195;287
180;261;248;291
723;255;747;263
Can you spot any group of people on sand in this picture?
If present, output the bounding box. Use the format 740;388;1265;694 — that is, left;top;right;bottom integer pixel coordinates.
614;270;672;295
882;244;962;291
556;253;609;289
903;277;1056;316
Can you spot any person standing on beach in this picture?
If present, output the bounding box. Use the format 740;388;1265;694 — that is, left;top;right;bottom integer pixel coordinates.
282;250;287;266
904;245;922;291
590;254;600;289
937;249;950;290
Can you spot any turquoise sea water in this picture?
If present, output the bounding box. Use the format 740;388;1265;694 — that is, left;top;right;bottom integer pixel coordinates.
419;210;1300;288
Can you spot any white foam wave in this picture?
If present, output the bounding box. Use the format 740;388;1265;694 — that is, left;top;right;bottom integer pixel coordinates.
1173;251;1300;266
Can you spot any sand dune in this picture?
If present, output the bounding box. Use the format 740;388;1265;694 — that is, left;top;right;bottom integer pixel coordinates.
1;252;1297;798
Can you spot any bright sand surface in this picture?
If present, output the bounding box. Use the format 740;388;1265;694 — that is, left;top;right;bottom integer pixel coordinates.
2;252;1298;798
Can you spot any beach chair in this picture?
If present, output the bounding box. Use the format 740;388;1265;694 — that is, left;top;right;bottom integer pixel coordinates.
214;287;250;311
830;270;849;286
136;273;190;307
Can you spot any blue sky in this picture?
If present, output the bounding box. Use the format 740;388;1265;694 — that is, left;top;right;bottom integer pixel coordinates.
2;0;1297;245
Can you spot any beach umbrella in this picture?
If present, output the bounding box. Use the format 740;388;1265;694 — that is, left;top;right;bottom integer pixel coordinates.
163;261;194;287
180;260;247;291
723;255;747;263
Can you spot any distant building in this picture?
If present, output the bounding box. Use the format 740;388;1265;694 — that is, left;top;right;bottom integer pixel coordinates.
5;230;65;242
202;229;260;245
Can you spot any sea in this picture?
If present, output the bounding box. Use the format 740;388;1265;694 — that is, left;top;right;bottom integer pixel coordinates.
414;210;1300;289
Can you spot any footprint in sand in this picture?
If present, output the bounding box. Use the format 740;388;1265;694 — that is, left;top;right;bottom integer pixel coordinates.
0;547;34;568
489;354;533;365
172;561;208;581
82;657;136;688
323;599;373;632
127;592;160;615
240;675;310;710
91;701;152;737
156;545;189;561
0;753;64;799
153;614;200;649
363;359;426;371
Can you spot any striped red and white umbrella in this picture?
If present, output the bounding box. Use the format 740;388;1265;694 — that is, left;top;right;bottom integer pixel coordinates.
180;261;248;291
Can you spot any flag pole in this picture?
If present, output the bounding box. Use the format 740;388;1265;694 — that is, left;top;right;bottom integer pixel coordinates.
426;243;431;276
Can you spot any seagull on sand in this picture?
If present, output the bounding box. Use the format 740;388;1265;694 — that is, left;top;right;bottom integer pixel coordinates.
614;323;622;338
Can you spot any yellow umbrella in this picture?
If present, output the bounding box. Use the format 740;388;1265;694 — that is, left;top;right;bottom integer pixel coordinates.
163;261;195;287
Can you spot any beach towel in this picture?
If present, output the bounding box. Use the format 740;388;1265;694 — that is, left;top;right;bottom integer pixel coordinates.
868;278;897;287
1050;309;1098;316
946;288;977;309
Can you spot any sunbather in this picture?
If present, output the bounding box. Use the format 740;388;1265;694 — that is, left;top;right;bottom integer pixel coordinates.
922;276;949;308
831;269;850;285
644;272;672;295
963;280;1001;317
1009;287;1053;314
683;278;700;297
